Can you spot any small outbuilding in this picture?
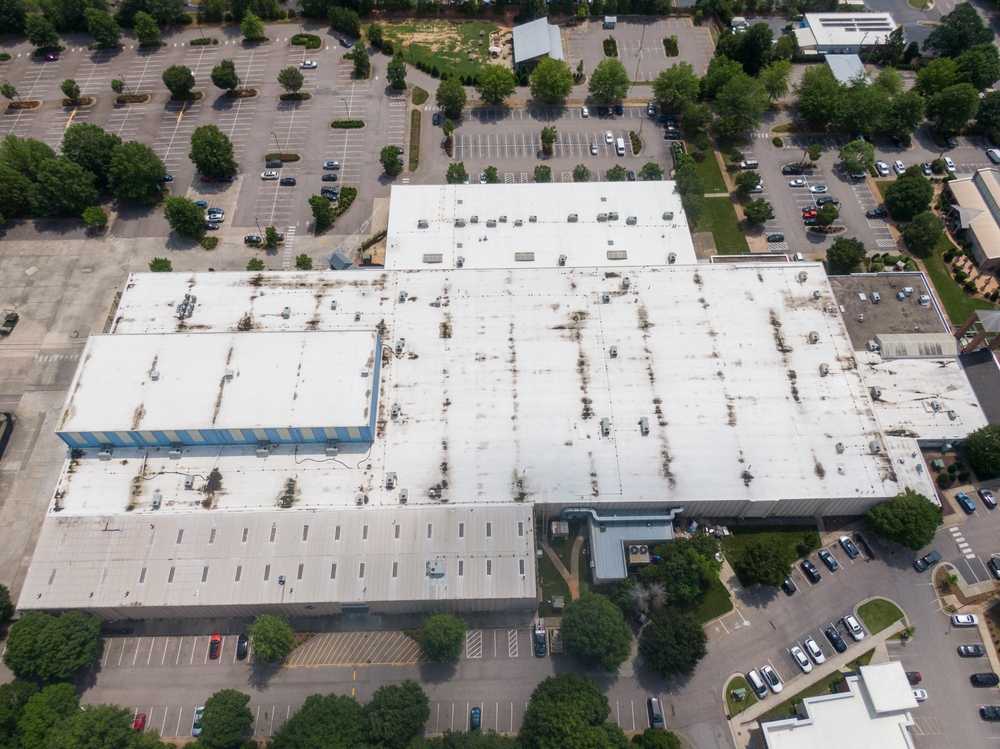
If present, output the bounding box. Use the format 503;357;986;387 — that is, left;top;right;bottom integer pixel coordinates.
512;17;564;68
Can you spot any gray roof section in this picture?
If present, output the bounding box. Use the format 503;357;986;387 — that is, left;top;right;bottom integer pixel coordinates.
961;349;1000;424
564;508;680;583
874;333;958;359
826;54;867;84
976;310;1000;333
513;17;564;64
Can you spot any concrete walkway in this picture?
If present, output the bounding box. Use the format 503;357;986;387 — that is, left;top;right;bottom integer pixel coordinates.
541;541;579;600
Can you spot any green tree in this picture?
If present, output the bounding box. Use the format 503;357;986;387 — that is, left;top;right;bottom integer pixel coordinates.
446;162;468;184
734;169;761;197
759;59;791;102
49;704;136;749
815;203;838;228
264;225;280;249
240;10;264;41
652;61;699;113
957;44;1000;91
928;83;979;136
825;237;866;274
295;253;312;270
246;257;265;271
483;165;499;183
4;612;101;683
380;145;403;176
419;613;465;662
60;78;80;103
977;91;1000;145
328;6;360;37
387;53;406;90
110;79;124;94
796;65;843;130
638;161;662;180
148;257;172;272
0;680;37;746
0;83;18;102
248;614;295;663
85;8;119;48
916;57;959;97
529;57;573;105
132;10;159;46
278;66;304;94
25;14;59;49
533;164;551;182
189;125;236;180
108;140;165;204
700;55;742;100
634;728;682;749
835;81;888;139
924;2;992;58
866;489;942;549
366;22;384;49
0;583;13;627
874;67;903;96
588;58;629;105
364;680;430;749
519;674;627;749
967;424;1000;479
902;211;943;258
573;163;590;182
349;44;370;79
1;134;56;181
639;610;707;677
81;205;107;231
270;694;366;749
163;196;204;239
211;59;239;93
884;91;925;143
744;198;773;225
560;594;631;670
161;65;195;99
476;64;516;105
17;683;78;749
715;21;772;75
200;689;252;749
309;194;334;232
732;538;791;586
713;72;767;140
436;77;466;120
34;157;98;216
540;125;556;156
0;0;27;36
682;101;712;133
606;164;627;181
639;536;717;606
0;163;34;220
885;171;933;221
839;138;875;175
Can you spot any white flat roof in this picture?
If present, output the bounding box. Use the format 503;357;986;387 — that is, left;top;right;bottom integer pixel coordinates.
59;331;377;434
385;183;696;270
805;13;897;47
762;667;915;749
58;264;900;516
19;504;536;610
861;662;919;714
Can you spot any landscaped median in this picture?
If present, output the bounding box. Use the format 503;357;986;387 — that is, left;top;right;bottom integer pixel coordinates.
725;674;759;717
856;597;905;635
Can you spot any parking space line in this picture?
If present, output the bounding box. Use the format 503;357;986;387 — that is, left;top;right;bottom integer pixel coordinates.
175;706;184;737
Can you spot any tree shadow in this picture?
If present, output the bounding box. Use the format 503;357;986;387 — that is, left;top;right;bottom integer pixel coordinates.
247;660;280;690
417;660;459;684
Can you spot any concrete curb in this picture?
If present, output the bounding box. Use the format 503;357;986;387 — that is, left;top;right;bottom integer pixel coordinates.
853;595;911;633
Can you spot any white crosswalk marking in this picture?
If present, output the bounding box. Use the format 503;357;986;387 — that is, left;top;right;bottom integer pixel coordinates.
281;226;297;271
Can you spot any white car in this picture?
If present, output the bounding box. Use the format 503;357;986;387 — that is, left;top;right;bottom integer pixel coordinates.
875;160;890;176
912;688;928;702
605;131;613;144
591;142;599;155
843;614;865;641
790;645;813;673
479;172;487;184
582;106;589;118
808;184;828;194
300;60;318;69
952;613;979;627
750;180;764;193
260;170;278;180
944;156;956;173
804;637;826;665
760;664;783;694
192;706;204;737
893;160;905;175
788;178;806;187
987;148;1000;164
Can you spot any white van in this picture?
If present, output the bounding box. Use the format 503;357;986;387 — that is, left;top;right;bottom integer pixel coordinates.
746;669;768;699
615;136;626;157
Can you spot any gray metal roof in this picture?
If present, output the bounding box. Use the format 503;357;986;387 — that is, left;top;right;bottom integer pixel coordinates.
976;310;1000;333
874;333;958;359
513;17;564;65
825;54;867;85
564;508;680;583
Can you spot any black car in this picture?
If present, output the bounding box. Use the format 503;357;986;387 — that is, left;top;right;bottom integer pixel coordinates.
596;106;609;117
321;187;339;200
979;488;997;509
838;536;860;560
766;233;785;243
815;196;840;207
613;104;624;116
781;164;804;175
972;673;1000;687
865;206;888;219
627;170;636;181
236;634;249;660
244;234;262;245
824;626;847;653
980;705;1000;721
279;177;296;186
432;112;442;126
818;549;839;572
781;577;797;595
162;174;173;183
959;644;986;657
532;627;547;657
989;556;1000;580
912;549;941;572
801;559;821;583
0;413;14;462
321;173;339;182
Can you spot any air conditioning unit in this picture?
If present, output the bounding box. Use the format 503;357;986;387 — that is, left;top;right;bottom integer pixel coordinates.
486;219;497;227
668;252;676;264
168;448;182;460
600;418;611;437
400;488;408;504
626;216;637;225
558;255;567;266
662;211;674;221
638;417;649;436
255;442;270;458
454;218;466;227
597;213;608;222
417;219;428;229
97;448;113;461
609;345;618;358
470;215;479;224
514;219;523;227
607;212;619;221
456;256;465;268
325;440;340;456
529;215;537;223
567;213;578;222
386;472;397;489
499;215;507;223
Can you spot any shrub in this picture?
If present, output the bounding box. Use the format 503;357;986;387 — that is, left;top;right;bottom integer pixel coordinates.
603;36;618;57
189;37;217;45
663;36;678;56
629;130;641;155
200;236;218;250
0;53;10;61
290;33;321;49
412;86;429;106
334;186;357;218
149;257;172;272
408;109;420;171
330;119;365;128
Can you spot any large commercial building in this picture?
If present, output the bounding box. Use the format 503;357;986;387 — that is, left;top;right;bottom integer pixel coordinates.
794;13;898;55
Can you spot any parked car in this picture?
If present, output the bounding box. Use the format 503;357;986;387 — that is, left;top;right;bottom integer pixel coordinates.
533;622;547;657
479;172;488;184
815;196;839;206
0;413;15;462
989;556;1000;580
236;633;249;660
981;705;1000;721
988;148;1000;164
261;170;278;180
838;536;860;559
207;208;224;218
627;170;636;182
956;492;977;514
842;615;865;641
605;131;614;144
959;644;986;657
972;673;1000;687
824;626;847;653
906;671;922;685
801;559;821;583
912;550;941;572
591;142;599;155
322;160;340;170
790;645;812;673
760;664;783;694
613;104;624;116
781;577;797;595
893;160;906;175
581;106;589;118
300;60;318;69
740;159;759;170
132;713;147;731
978;488;996;509
44;51;59;61
162;174;173;183
912;688;928;702
875;161;890;176
193;199;208;208
322;173;339;182
944;156;956;173
279;176;296;186
818;549;839;572
432;112;442;126
204;221;220;230
320;187;339;200
808;184;828;194
952;614;979;627
866;206;888;219
788;178;806;187
804;637;826;664
646;102;656;117
244;234;262;245
767;233;785;243
209;633;222;659
647;697;665;729
469;706;481;730
192;707;205;737
921;163;933;176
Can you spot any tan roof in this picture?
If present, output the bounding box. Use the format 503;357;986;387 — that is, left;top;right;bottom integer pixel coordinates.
949;169;1000;261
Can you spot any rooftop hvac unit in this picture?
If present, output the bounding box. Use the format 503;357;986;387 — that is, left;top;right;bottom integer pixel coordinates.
869;440;881;455
607;250;628;261
597;213;608;222
601;292;611;304
622;276;631;289
836;442;845;454
152;490;162;510
330;300;337;310
281;306;291;319
629;545;640;554
609;345;618;358
808;331;819;344
454;218;466;227
486;219;497;227
391;403;401;420
470;215;479;224
399;488;408;504
355;493;366;506
395;338;406;355
869;386;882;401
607;212;619;221
558;255;567;266
423;252;443;264
255;442;270;458
639;545;648;554
600;418;611;437
819;363;830;376
529;215;537;223
456;256;465;268
399;290;408;302
515;252;536;262
514;219;523;227
568;213;578;222
668;252;677;264
149;367;160;381
386;472;397;490
426;560;445;578
184;475;194;490
168;447;183;460
499;215;507;223
417;219;429;229
638;417;649;436
325;440;340;456
97;448;113;461
626;216;637;225
812;290;821;300
277;575;286;586
797;271;808;283
662;211;674;221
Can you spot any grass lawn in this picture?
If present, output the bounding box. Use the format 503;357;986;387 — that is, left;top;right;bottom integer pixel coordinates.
411;86;429;106
874;180;894;199
692;576;733;623
549;536;575;571
695;198;749;254
721;526;820;564
693;152;727;193
908;0;930;8
379;21;498;81
857;599;904;635
725;675;759;717
922;234;997;325
758;670;846;723
537;548;570;617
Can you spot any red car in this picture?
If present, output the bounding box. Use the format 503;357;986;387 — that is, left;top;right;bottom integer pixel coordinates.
209;633;222;659
132;713;147;731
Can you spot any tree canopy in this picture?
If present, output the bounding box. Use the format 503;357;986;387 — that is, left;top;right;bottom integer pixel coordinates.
188;125;236;179
529;58;573;105
476;64;516;105
732;538;792;587
825;237;866;274
927;83;979;135
638;610;707;677
163;196;205;239
639;536;719;607
363;680;430;749
132;10;159;46
211;59;239;92
884;170;933;221
161;65;195;99
200;689;253;749
902;211;943;258
967;425;1000;479
976;91;1000;143
839;138;874;175
34;157;98;216
743;199;773;226
866;490;942;549
436;77;466;120
652;62;699;113
519;674;627;749
446;162;468;184
560;594;631;670
248;614;295;663
713;72;767;139
588;58;629;105
714;22;773;75
84;8;119;48
924;2;992;57
387;53;407;90
61;122;121;189
277;66;304;94
419;613;465;662
269;694;366;749
4;612;101;683
108;140;165;204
